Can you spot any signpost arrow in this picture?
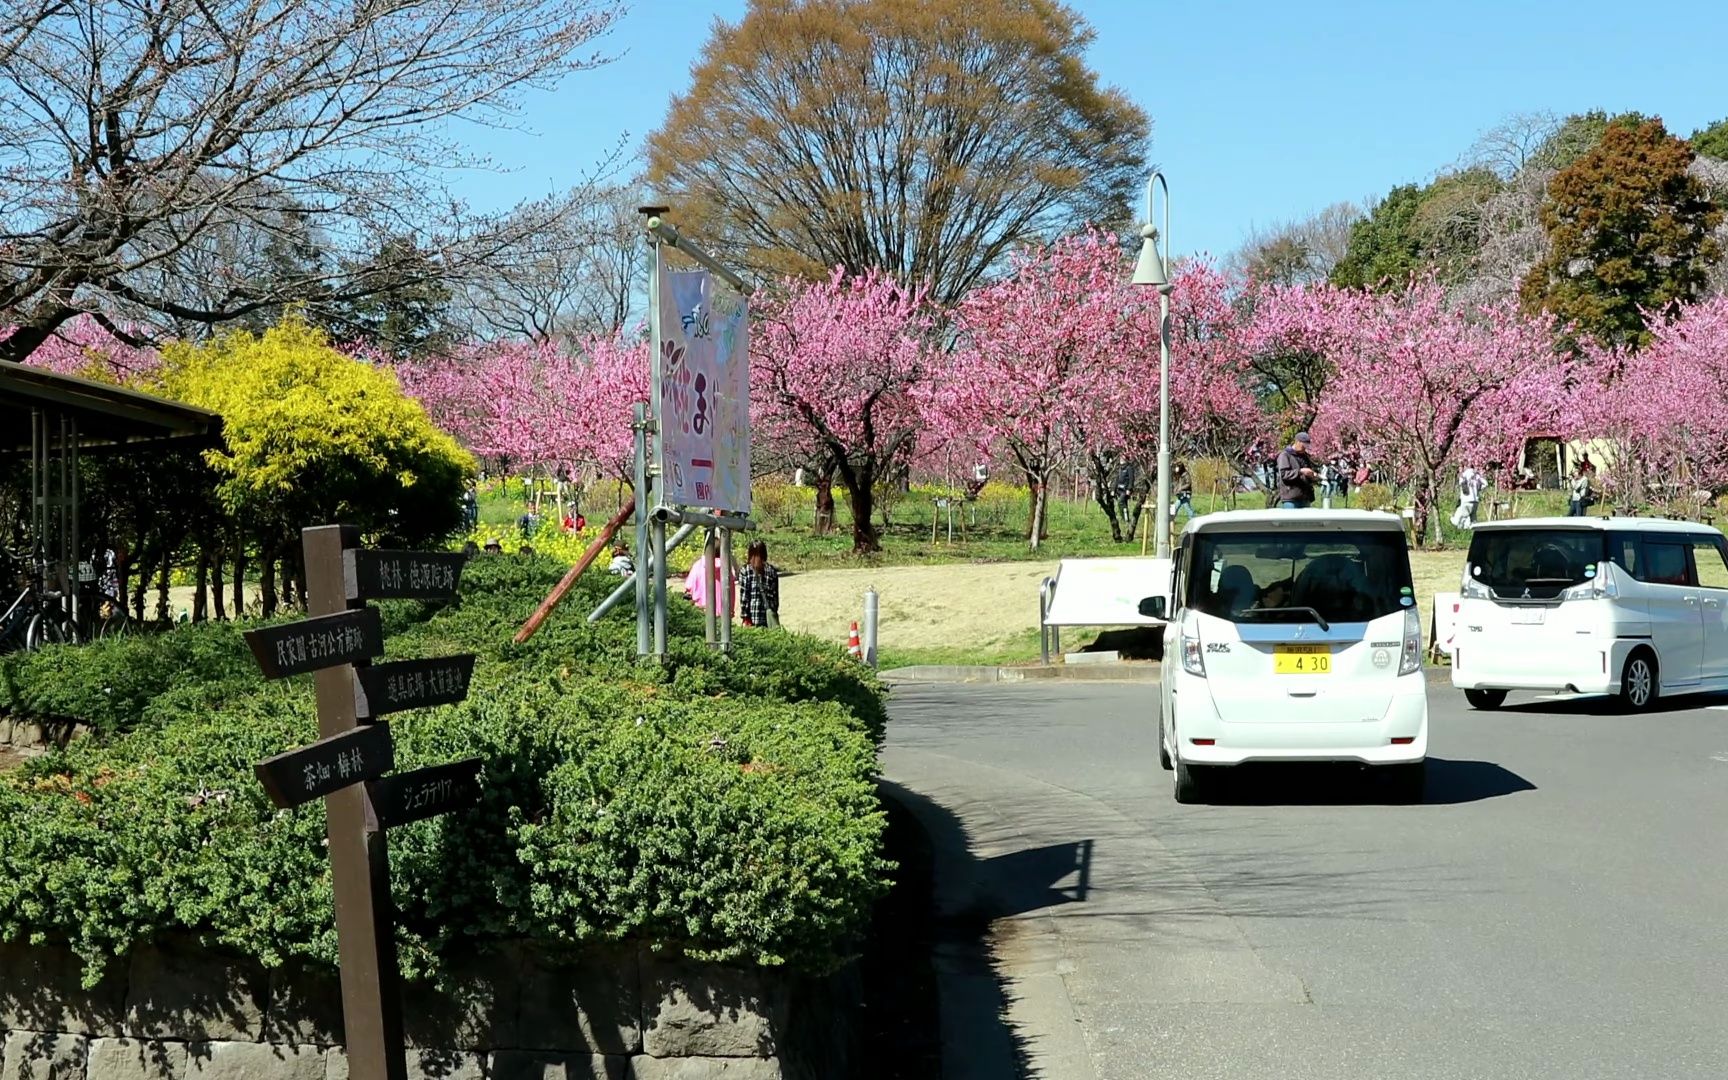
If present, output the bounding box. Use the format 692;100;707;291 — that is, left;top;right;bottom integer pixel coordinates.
255;724;396;809
345;550;467;601
243;607;385;679
368;758;483;828
352;655;476;721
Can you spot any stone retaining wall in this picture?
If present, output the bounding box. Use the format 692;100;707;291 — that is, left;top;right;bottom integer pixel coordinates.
0;937;855;1080
0;714;92;756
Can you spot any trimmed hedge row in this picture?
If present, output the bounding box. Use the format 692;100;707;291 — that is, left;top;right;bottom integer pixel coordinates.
0;556;890;986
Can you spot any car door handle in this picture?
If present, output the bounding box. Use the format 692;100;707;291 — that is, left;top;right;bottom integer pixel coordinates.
1707;598;1723;609
1685;596;1700;606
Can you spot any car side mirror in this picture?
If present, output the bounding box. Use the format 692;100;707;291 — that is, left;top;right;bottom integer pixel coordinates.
1139;595;1167;620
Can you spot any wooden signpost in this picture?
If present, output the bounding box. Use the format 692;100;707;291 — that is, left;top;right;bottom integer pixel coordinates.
242;526;480;1080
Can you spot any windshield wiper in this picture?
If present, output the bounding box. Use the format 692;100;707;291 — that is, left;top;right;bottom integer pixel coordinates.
1238;606;1331;631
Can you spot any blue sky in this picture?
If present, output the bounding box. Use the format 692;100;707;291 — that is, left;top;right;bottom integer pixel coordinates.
451;0;1728;262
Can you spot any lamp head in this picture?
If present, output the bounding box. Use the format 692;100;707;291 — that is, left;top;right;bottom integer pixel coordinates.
1132;223;1171;292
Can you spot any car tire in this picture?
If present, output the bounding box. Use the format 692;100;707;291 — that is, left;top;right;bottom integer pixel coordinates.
1464;689;1508;711
1172;756;1209;804
1384;762;1426;804
1157;707;1173;771
1617;651;1658;713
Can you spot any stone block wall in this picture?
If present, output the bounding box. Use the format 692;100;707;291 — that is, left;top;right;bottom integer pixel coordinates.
0;938;855;1080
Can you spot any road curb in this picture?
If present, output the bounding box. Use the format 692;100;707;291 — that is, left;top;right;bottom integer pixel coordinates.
881;663;1159;684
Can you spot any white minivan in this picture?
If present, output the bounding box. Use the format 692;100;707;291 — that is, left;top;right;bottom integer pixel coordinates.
1451;517;1728;712
1145;510;1429;804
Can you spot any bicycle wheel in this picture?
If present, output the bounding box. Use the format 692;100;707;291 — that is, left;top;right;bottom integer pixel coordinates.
25;609;77;649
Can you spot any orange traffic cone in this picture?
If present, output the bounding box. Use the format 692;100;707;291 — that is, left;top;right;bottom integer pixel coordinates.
847;621;862;659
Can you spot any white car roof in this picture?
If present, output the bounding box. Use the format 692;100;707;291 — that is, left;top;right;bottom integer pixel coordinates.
1184;509;1407;535
1470;516;1722;535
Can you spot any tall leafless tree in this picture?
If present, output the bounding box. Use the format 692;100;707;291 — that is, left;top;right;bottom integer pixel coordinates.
1232;201;1362;286
646;0;1149;306
464;183;646;341
0;0;625;364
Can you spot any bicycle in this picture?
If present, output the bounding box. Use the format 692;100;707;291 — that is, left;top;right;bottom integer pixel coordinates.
0;549;79;653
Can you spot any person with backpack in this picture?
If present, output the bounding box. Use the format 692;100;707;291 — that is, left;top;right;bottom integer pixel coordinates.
1451;467;1488;529
1569;460;1595;517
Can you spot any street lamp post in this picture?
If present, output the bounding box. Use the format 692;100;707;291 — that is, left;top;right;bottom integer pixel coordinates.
1131;172;1174;559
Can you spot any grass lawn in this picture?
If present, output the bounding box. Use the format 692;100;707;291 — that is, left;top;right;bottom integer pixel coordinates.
476;478;1577;668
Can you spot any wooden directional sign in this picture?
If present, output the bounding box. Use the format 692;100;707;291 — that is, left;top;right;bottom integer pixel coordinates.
353;654;476;720
345;549;467;601
255;723;395;809
368;758;483;828
244;607;385;679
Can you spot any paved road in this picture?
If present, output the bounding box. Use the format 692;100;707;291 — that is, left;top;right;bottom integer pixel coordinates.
881;677;1728;1080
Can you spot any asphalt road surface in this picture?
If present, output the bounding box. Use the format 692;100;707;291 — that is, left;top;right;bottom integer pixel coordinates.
881;676;1728;1080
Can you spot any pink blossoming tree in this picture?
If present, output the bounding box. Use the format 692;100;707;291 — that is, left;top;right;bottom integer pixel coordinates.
1292;279;1569;542
751;268;936;553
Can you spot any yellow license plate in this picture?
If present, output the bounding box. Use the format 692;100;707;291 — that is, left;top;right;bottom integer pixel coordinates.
1274;645;1332;674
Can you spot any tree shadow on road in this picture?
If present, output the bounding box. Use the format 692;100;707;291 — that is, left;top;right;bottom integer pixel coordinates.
878;779;1088;1079
1200;757;1535;806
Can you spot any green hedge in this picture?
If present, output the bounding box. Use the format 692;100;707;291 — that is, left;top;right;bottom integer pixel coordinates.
0;556;891;986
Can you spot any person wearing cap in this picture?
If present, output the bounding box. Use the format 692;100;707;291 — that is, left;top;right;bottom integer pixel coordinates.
1275;433;1320;509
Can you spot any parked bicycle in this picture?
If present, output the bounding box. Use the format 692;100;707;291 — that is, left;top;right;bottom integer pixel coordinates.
0;548;78;653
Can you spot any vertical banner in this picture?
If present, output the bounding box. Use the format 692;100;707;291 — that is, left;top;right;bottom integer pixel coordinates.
657;265;751;513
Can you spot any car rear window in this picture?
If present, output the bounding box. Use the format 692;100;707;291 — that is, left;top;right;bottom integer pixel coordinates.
1186;531;1414;624
1466;528;1607;599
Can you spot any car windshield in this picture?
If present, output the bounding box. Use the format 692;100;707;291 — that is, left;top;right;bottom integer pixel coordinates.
1187;530;1413;624
1466;528;1606;600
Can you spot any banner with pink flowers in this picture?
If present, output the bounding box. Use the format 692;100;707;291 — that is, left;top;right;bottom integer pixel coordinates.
656;266;751;513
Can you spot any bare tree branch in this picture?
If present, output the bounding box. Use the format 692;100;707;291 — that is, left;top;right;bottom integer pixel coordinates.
0;0;625;362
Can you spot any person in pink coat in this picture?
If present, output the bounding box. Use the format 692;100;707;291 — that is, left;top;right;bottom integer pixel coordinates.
683;541;737;617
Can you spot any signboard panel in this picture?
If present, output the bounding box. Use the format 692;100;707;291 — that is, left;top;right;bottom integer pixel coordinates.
353;654;476;720
345;549;466;600
254;723;395;809
244;607;385;679
1042;558;1174;627
657;266;750;513
369;758;483;828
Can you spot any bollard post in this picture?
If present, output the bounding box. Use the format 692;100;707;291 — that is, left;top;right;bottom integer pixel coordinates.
862;586;879;668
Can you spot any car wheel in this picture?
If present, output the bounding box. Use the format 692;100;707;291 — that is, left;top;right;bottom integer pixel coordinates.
1157;705;1173;771
1384;762;1426;804
1618;651;1658;713
1464;689;1507;711
1172;755;1209;804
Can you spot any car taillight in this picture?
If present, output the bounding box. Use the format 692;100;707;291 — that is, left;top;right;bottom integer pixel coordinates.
1399;606;1422;675
1181;630;1206;677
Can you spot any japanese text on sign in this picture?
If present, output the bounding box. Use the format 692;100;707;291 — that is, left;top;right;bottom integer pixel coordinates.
657;266;751;514
345;550;467;600
244;607;384;679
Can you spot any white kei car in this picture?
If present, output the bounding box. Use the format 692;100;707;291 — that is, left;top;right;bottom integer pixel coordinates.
1145;510;1429;804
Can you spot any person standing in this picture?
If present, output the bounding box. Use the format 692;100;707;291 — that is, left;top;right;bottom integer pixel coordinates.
1451;467;1487;529
1275;433;1319;509
738;540;781;629
1569;461;1594;517
1172;461;1195;522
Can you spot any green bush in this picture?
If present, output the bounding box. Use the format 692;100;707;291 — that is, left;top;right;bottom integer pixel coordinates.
0;622;256;734
0;555;890;985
